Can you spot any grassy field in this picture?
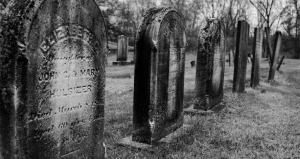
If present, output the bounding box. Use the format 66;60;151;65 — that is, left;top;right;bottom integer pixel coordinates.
104;52;300;159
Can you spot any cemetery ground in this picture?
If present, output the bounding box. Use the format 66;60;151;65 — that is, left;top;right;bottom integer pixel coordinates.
105;51;300;158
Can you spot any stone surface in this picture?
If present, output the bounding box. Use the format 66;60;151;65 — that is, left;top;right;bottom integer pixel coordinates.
112;61;133;66
233;20;249;93
268;31;282;81
133;7;186;144
118;124;192;150
229;50;234;67
0;1;107;158
117;35;128;61
195;19;225;110
191;61;195;67
276;55;285;71
251;28;263;88
184;102;226;116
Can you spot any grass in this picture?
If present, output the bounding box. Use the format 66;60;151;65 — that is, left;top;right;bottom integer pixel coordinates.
104;52;300;158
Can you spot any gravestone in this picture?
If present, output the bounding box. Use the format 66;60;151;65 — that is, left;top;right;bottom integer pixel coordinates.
251;28;263;88
276;55;285;71
233;20;249;93
112;35;132;65
0;1;107;159
117;35;128;61
193;19;225;111
268;31;282;81
229;50;234;67
131;7;186;144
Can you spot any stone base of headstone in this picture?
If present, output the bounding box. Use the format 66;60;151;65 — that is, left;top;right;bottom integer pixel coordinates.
112;60;134;66
183;102;226;116
117;124;192;150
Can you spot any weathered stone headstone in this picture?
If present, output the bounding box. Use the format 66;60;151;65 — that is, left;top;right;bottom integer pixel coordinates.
194;19;225;110
0;1;107;158
132;8;186;144
117;35;128;61
233;20;249;93
268;31;282;81
229;50;234;67
251;28;263;88
113;35;132;65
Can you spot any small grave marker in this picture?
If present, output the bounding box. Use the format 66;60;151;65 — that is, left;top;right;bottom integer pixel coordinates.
112;35;132;65
229;50;234;67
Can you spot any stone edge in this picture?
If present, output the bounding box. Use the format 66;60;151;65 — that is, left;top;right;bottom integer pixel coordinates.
117;124;192;151
183;102;226;116
112;61;134;66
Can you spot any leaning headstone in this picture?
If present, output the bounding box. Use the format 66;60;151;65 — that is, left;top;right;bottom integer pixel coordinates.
119;7;186;145
233;20;249;93
268;31;282;81
251;28;263;88
276;55;285;71
112;35;132;65
191;19;225;111
0;1;107;158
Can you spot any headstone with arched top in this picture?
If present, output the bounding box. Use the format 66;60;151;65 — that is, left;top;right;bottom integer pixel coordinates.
0;1;108;158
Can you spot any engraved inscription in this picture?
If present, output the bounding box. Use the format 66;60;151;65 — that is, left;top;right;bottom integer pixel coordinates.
28;24;104;154
39;25;100;55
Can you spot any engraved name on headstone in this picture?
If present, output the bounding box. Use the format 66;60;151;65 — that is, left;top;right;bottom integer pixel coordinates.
195;19;225;110
133;8;186;144
0;1;107;158
251;28;263;88
233;20;249;93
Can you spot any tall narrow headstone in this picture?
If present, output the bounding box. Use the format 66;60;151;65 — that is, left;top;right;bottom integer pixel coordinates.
268;31;282;81
117;35;128;61
233;20;249;93
0;1;107;158
194;19;225;110
229;50;234;67
251;28;263;88
133;8;186;144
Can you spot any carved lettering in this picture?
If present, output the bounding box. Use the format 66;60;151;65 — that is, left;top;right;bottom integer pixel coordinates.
29;109;53;121
32;125;55;139
49;85;92;99
39;25;101;55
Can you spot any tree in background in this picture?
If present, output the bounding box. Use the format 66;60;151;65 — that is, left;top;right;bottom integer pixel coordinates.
163;0;250;53
282;0;300;59
249;0;287;60
97;0;157;41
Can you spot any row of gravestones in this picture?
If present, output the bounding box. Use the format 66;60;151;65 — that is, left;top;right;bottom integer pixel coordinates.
0;1;271;158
